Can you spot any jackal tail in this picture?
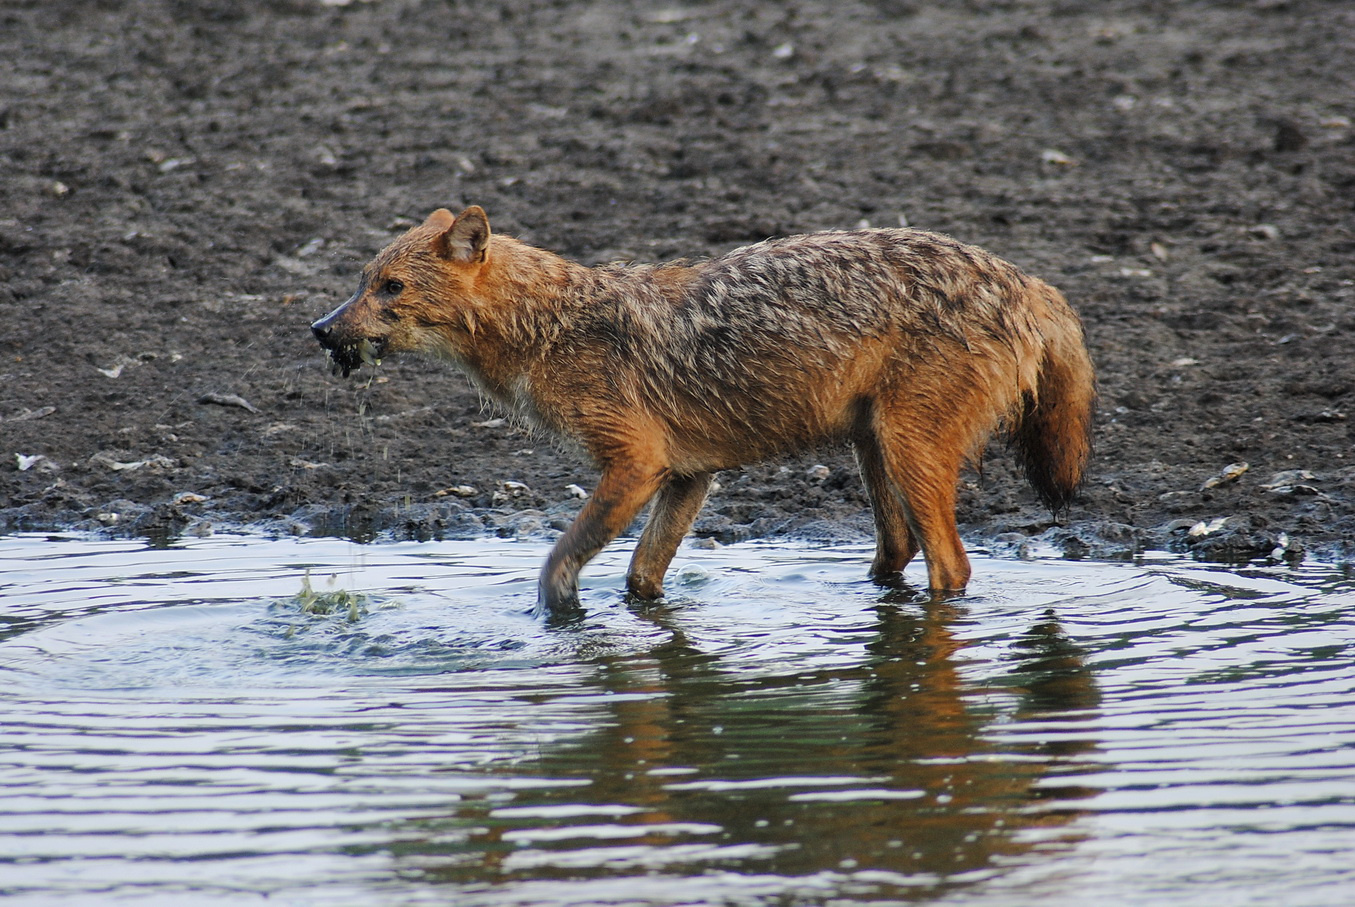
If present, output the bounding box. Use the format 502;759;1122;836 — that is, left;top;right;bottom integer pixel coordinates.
1011;300;1096;513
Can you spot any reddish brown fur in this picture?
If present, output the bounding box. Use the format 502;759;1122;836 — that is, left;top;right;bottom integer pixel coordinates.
313;206;1095;615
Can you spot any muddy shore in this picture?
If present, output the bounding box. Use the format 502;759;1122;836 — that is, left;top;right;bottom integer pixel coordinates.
3;0;1354;574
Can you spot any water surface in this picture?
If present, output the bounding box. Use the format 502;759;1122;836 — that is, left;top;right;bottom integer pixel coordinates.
2;534;1353;905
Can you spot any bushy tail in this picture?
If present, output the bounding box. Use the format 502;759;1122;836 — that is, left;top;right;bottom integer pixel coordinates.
1011;299;1095;513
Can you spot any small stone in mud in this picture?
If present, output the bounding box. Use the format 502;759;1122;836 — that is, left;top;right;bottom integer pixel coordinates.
3;406;56;423
198;392;260;414
1261;469;1315;489
1292;410;1345;424
1268;484;1323;497
1188;517;1230;537
1201;462;1249;490
1185;514;1284;562
491;481;530;505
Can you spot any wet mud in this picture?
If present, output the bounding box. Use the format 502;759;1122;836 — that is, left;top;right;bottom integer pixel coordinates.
2;0;1354;567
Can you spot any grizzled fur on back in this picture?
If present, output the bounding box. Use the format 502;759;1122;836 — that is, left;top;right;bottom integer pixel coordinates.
312;206;1095;611
488;229;1065;489
611;232;1037;418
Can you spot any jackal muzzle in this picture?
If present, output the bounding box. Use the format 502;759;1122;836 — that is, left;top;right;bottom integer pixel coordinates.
311;305;384;377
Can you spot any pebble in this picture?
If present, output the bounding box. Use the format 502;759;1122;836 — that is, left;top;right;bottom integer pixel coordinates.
91;452;177;472
16;454;46;471
199;392;260;414
1261;469;1315;490
492;480;530;505
1188;517;1230;537
1201;462;1249;490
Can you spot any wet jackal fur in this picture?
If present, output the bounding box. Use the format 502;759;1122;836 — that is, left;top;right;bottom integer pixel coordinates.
313;206;1095;614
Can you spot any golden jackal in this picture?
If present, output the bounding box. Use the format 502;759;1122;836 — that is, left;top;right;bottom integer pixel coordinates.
313;206;1095;614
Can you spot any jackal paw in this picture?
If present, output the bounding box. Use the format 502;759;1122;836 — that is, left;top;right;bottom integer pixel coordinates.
625;574;665;602
534;579;584;623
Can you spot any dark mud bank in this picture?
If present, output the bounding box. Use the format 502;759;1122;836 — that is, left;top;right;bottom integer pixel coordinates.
3;0;1354;573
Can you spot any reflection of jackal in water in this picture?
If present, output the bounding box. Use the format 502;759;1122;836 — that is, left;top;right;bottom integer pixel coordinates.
313;206;1095;614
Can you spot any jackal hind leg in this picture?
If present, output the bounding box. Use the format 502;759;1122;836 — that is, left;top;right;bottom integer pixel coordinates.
873;429;971;595
538;460;668;616
627;471;713;601
853;432;919;580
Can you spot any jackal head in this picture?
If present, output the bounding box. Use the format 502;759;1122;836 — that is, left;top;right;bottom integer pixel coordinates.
311;206;490;377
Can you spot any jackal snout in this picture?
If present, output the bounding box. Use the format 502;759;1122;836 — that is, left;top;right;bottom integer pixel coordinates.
311;299;385;378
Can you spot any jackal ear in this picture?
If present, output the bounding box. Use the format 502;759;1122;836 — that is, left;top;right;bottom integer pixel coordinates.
438;206;491;264
422;208;455;231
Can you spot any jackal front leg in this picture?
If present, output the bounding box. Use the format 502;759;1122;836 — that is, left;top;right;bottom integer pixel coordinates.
537;460;669;616
627;471;713;601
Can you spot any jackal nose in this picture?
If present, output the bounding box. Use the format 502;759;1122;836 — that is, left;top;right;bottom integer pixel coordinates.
313;294;358;346
311;312;339;346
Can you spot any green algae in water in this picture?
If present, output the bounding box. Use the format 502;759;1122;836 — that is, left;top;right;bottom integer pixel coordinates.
293;568;372;622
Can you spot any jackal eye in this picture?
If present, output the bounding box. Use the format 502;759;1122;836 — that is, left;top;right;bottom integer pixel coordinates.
380;278;405;297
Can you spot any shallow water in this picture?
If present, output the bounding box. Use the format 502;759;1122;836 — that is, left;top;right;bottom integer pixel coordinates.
2;534;1354;906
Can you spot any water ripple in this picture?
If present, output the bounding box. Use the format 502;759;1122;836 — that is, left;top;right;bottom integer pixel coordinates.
2;534;1354;905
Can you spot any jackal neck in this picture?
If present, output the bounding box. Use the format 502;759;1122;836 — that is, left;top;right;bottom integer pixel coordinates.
475;236;594;344
457;237;695;441
455;237;594;405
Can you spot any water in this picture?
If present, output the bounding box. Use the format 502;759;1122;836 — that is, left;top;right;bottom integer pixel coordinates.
2;533;1354;906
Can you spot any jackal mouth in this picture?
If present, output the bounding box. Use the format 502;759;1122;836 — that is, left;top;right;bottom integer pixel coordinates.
323;337;385;378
